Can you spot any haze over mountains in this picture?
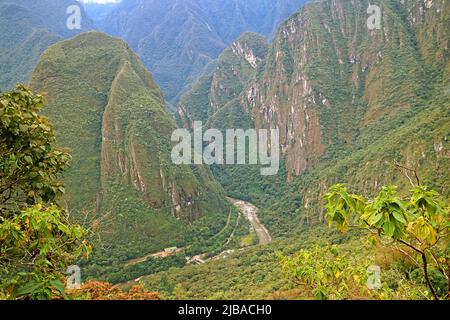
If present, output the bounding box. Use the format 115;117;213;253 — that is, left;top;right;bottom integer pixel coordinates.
0;0;449;299
0;0;93;91
95;0;308;106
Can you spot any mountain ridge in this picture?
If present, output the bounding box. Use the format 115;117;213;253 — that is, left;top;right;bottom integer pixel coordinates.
97;0;309;105
0;0;94;91
30;32;231;266
178;0;450;234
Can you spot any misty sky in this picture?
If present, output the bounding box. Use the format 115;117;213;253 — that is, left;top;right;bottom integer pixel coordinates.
78;0;120;4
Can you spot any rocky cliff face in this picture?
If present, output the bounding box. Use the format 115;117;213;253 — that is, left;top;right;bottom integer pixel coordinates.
98;0;308;105
179;0;449;231
177;32;269;130
243;0;449;179
30;32;229;258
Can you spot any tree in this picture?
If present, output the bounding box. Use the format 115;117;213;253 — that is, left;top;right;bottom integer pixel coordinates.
0;205;91;299
324;183;450;300
0;85;70;217
0;86;90;299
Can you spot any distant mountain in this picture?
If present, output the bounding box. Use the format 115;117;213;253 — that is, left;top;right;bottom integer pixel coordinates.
98;0;308;106
179;0;450;232
0;0;93;91
176;32;269;131
30;32;230;266
83;2;119;22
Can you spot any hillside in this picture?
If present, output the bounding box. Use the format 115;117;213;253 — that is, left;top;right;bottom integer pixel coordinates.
0;0;94;92
131;1;450;300
178;0;450;237
97;0;308;105
176;32;269;130
0;0;449;302
30;32;232;279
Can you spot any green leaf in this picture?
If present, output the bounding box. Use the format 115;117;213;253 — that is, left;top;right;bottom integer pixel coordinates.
369;212;383;225
16;281;43;296
392;211;406;224
383;220;395;238
49;280;65;294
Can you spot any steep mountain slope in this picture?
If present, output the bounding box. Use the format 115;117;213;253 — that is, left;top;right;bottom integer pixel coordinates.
179;0;450;234
30;32;230;265
244;0;449;224
98;0;308;105
176;32;269;131
0;0;93;91
245;0;449;178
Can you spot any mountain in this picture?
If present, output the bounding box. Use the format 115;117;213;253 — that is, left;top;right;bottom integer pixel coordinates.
97;0;308;106
134;0;450;299
176;32;269;131
0;0;93;91
30;32;231;273
82;1;119;22
179;0;450;233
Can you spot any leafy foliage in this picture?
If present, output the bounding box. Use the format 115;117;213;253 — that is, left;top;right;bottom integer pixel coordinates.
279;245;369;300
0;205;91;299
0;86;91;300
325;184;450;299
0;86;70;216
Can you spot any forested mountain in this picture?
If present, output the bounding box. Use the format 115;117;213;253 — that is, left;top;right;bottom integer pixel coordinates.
137;0;450;299
179;0;449;230
176;32;269;130
97;0;308;105
0;0;93;91
30;32;231;270
0;0;449;301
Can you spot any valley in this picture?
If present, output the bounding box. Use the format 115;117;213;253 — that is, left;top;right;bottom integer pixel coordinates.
0;0;449;301
227;198;272;245
123;197;269;267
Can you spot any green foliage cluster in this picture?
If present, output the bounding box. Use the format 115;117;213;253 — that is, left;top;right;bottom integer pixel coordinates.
280;245;370;300
82;255;186;285
325;184;450;299
139;226;345;299
0;205;91;299
0;86;90;300
0;86;70;216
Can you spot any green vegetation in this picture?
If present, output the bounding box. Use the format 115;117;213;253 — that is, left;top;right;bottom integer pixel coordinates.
140;226;350;299
0;0;93;92
0;86;70;217
99;0;307;104
1;0;448;301
179;0;450;240
142;0;450;301
0;205;91;299
29;32;232;279
0;86;91;300
325;183;449;300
